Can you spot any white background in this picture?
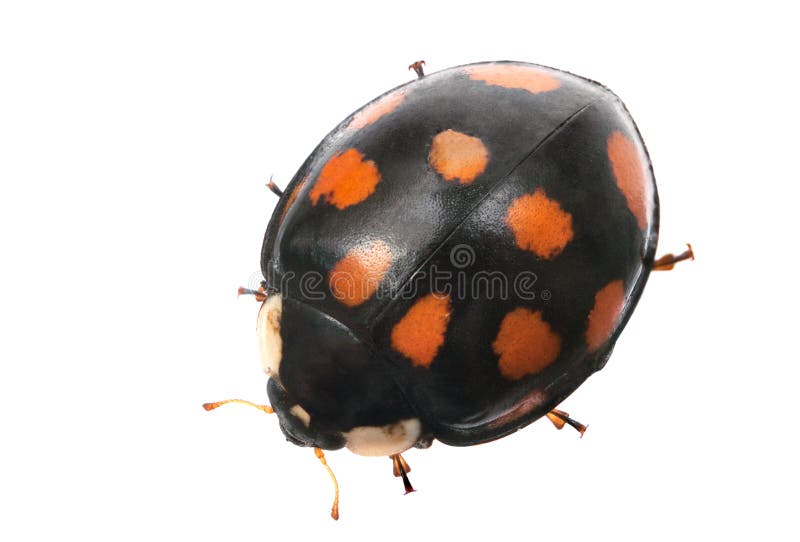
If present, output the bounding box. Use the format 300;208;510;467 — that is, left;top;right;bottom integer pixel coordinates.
1;1;798;540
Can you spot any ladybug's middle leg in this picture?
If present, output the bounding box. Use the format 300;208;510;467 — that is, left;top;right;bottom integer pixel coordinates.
266;175;283;197
390;453;415;494
237;281;268;302
546;408;588;437
408;60;426;78
653;243;694;271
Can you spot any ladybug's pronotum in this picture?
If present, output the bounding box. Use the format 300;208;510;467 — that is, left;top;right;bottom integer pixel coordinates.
205;60;693;520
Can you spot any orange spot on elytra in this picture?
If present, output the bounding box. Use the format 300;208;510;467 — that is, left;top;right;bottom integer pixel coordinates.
278;176;307;226
329;240;393;307
310;148;381;210
428;129;489;184
585;280;626;353
465;64;561;95
607;131;650;230
347;91;406;130
493;308;561;380
506;188;574;259
391;293;451;368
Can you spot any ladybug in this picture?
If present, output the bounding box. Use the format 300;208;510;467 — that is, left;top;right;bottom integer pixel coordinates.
205;60;693;519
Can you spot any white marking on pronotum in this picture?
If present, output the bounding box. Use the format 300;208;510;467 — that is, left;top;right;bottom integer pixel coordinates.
257;294;282;378
290;404;312;427
343;418;421;457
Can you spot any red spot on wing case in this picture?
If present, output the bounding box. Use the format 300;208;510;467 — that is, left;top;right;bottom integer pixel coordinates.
310;148;381;210
391;293;452;368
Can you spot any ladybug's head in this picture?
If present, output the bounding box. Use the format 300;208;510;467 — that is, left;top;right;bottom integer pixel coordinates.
257;294;428;455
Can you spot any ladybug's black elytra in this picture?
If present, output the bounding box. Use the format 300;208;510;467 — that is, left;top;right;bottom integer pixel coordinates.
206;60;693;520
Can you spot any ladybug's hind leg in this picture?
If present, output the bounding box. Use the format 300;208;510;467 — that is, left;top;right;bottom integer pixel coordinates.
390;453;415;494
546;409;588;437
653;243;694;271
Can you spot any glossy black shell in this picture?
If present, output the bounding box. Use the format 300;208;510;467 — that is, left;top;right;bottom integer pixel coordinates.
261;61;658;446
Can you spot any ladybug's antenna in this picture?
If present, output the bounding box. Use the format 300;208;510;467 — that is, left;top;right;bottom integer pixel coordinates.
314;448;340;520
202;399;275;414
652;243;694;271
546;408;588;437
266;175;284;197
202;401;342;519
390;453;415;494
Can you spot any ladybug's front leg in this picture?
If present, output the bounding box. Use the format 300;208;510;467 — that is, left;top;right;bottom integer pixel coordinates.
546;408;588;437
390;453;415;494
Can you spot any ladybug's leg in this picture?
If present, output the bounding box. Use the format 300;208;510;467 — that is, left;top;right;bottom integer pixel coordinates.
546;409;588;437
237;282;268;302
653;243;694;271
266;175;283;197
390;453;415;494
408;60;426;78
202;398;274;414
314;448;340;521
